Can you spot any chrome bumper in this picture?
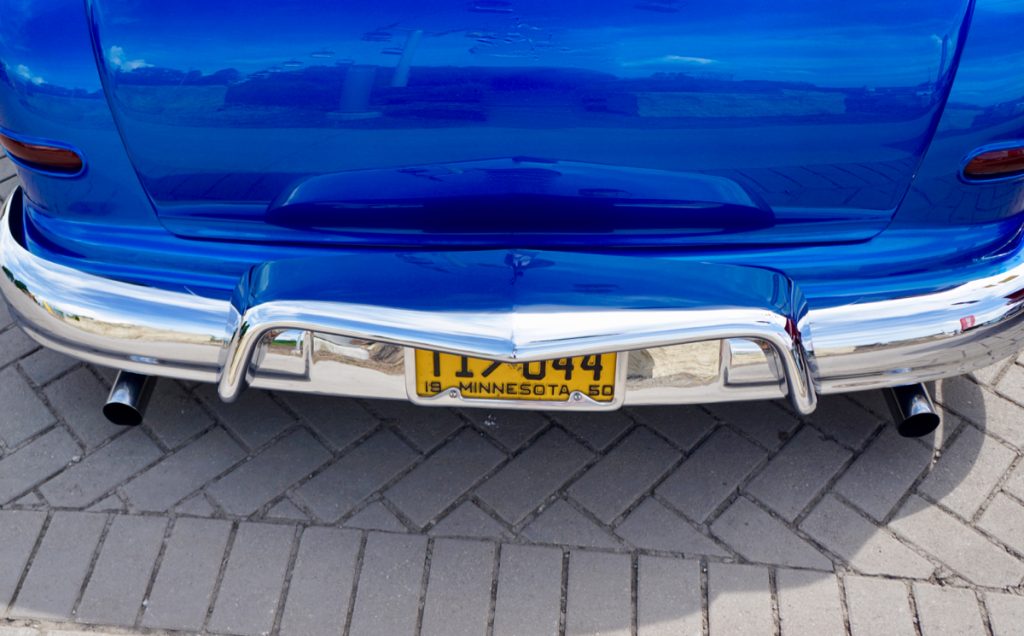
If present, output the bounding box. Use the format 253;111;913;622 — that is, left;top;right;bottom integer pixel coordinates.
3;187;1024;413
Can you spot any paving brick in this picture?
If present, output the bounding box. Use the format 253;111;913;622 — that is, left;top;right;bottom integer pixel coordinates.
0;367;54;448
208;522;295;636
373;401;462;452
279;527;361;636
568;427;680;524
833;426;934;520
343;501;407;532
913;582;986;636
800;495;933;578
295;428;417;522
521;499;621;549
0;299;11;330
935;377;1024;449
0;328;37;368
707;400;799;450
986;591;1024;636
656;426;766;522
969;358;1010;385
493;544;563;636
710;497;830;570
465;409;549;452
122;427;245;512
637;556;701;636
421;539;496;636
175;493;217;517
554;410;633;451
1007;462;1024;501
565;550;631;636
918;424;1016;519
43;369;122;450
476;427;592;525
978;492;1024;553
745;426;851;521
142;381;214;448
207;429;330;516
844;575;915;636
9;512;106;621
77;515;167;627
385;429;504;528
17;348;77;386
40;427;162;508
265;498;309;523
631;405;717;452
616;498;727;556
86;494;124;513
281;395;378;451
348;532;427;636
431;501;510;540
890;495;1024;587
0;428;79;504
197;385;293;450
997;362;1024;410
776;569;844;636
0;511;46;611
708;562;772;636
142;518;232;631
803;395;882;449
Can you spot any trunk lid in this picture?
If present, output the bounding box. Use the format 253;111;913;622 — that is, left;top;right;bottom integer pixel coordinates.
89;0;971;247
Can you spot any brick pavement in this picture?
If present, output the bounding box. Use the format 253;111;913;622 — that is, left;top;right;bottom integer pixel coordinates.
3;166;1024;635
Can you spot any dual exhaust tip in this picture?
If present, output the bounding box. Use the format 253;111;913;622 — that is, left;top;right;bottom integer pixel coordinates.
103;370;941;438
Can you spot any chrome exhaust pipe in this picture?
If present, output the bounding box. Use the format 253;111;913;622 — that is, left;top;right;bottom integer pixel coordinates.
103;371;156;426
884;383;940;438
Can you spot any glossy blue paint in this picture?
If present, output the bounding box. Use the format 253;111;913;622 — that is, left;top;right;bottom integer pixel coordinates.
0;0;1022;308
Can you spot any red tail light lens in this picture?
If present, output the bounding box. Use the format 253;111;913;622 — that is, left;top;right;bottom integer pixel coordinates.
963;147;1024;181
0;132;83;175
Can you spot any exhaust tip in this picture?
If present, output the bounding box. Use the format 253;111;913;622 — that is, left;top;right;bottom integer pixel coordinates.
885;383;940;438
895;410;941;438
102;401;145;427
103;371;155;426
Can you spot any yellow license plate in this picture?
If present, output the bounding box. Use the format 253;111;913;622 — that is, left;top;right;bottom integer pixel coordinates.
414;350;618;403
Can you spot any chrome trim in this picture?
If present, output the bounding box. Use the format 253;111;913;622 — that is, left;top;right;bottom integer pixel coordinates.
3;186;1024;412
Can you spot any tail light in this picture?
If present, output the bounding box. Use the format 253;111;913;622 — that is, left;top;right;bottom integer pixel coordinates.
0;130;84;176
963;146;1024;181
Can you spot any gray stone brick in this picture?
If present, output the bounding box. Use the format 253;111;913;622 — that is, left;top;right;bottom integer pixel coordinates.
385;429;504;528
1007;462;1024;501
142;381;214;449
568;427;680;524
803;395;882;449
0;298;11;330
710;497;830;570
197;385;293;450
918;424;1016;519
631;405;717;452
800;495;933;578
978;492;1024;553
637;556;701;636
913;582;986;636
281;394;377;451
997;362;1024;410
776;569;844;636
431;501;510;540
465;409;548;452
844;575;915;636
373;401;462;452
0;367;54;448
833;426;934;520
493;544;563;636
0;510;46;611
142;518;232;631
208;522;295;636
9;512;106;621
279;527;361;636
708;562;772;636
208;429;330;516
43;369;122;450
554;410;633;451
343;501;407;532
986;592;1024;636
175;493;216;517
295;429;417;523
77;515;167;627
421;539;496;636
708;400;799;450
40;427;162;508
565;550;631;636
265;498;309;523
476;427;592;525
0;328;37;368
0;428;79;504
18;348;77;386
935;377;1024;449
890;495;1024;587
521;499;621;549
616;498;728;556
657;426;766;522
122;427;245;512
745;426;851;521
969;358;1009;385
348;532;428;636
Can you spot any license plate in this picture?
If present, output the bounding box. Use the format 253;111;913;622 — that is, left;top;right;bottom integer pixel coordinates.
413;350;618;404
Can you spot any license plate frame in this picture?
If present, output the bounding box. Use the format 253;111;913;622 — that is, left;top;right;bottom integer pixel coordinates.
405;349;627;410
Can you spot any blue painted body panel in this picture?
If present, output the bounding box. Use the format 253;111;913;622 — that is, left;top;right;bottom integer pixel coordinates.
0;0;1022;308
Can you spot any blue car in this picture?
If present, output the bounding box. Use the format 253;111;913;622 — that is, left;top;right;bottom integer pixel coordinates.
1;0;1022;435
